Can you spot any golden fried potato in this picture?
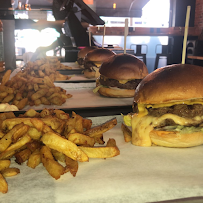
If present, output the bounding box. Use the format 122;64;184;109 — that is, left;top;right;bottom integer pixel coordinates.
40;146;65;180
41;132;89;162
0;173;8;193
27;148;41;169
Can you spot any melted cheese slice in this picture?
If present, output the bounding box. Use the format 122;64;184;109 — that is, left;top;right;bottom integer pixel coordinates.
137;99;203;118
131;113;203;147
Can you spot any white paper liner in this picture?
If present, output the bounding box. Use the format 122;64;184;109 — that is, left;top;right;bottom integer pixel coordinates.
2;116;203;203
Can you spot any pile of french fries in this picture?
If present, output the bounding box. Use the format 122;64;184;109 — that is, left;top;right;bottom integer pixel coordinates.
18;56;71;81
0;108;119;194
0;68;72;110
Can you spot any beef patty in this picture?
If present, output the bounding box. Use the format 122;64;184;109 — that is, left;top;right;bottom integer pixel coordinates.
99;75;142;90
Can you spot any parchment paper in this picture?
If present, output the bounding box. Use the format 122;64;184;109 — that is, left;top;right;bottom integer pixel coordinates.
1;115;203;203
22;83;133;111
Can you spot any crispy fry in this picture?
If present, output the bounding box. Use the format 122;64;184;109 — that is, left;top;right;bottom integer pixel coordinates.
84;118;117;137
1;93;14;103
2;118;33;131
30;118;44;132
68;133;95;147
27;127;42;140
16;98;28;110
40;146;65;180
26;140;41;152
121;123;132;142
0;173;8;193
1;70;11;86
27;148;41;169
82;118;92;130
106;138;117;147
41;97;51;105
94;134;105;145
15;148;32;164
1;168;20;177
24;109;39;118
79;145;120;158
0;160;11;171
54;109;69;120
52;149;66;163
12;124;30;143
0;134;31;160
65;156;78;177
31;89;48;101
0;123;24;152
41;132;89;162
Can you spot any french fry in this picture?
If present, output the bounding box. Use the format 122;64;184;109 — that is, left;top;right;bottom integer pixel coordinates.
0;123;24;152
106;138;117;147
26;140;41;152
31;89;48;101
41;132;89;162
0;86;13;94
68;133;95;147
0;173;8;193
0;92;8;98
49;96;65;106
16;98;28;110
94;134;105;145
121;123;132;142
79;146;120;158
15;148;32;164
2;118;33;131
82;118;92;130
1;93;14;103
0;160;11;171
1;70;11;86
27;148;41;169
53;109;69;120
27;127;42;140
1;168;20;177
12;124;30;143
0;131;4;139
74;113;84;133
52;149;66;163
41;97;51;105
65;156;78;177
40;146;65;180
0;134;31;160
30;118;44;132
24;109;39;118
84;118;117;137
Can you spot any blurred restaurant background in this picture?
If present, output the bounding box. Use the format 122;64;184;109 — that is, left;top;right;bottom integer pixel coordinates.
0;0;202;73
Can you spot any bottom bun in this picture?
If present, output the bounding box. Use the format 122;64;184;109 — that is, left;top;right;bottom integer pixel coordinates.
83;70;100;79
150;130;203;148
83;70;96;78
98;86;135;98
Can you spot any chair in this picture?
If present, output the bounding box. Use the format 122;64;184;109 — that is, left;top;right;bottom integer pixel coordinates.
154;44;172;70
130;44;147;65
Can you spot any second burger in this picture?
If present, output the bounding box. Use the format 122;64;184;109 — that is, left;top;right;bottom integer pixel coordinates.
83;48;116;79
94;53;148;97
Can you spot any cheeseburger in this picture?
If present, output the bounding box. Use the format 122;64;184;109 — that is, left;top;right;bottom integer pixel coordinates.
94;53;148;97
124;64;203;148
83;48;115;78
77;46;98;68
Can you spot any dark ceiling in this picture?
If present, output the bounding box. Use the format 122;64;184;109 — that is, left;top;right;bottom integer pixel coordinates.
25;0;150;17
